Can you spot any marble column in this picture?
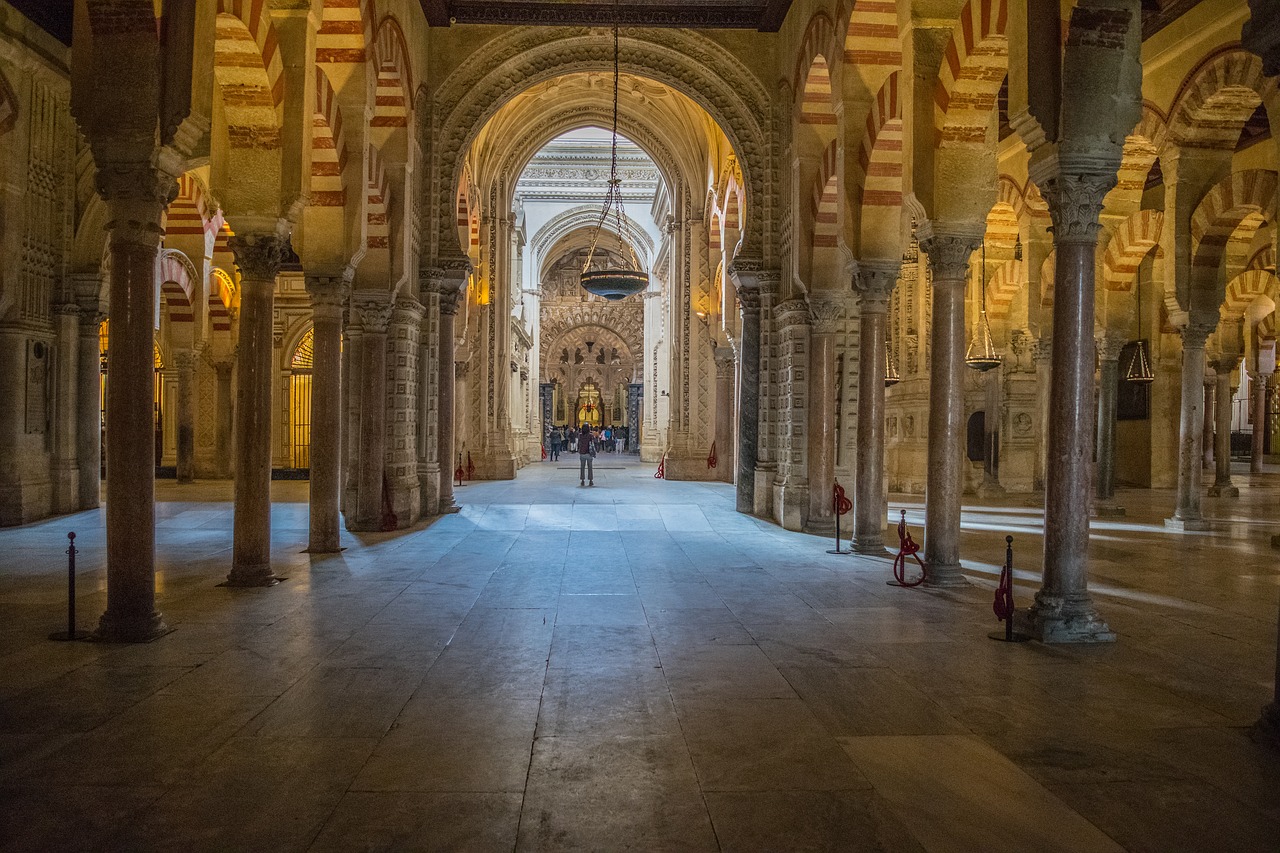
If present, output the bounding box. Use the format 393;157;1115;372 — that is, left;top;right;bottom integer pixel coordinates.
96;176;171;642
1208;361;1239;497
227;233;284;587
1252;370;1268;473
1034;336;1052;490
920;228;980;587
305;274;348;552
1020;173;1116;643
806;294;844;533
350;291;393;531
50;304;81;513
1094;335;1124;514
77;307;104;509
729;265;763;514
1166;322;1215;531
212;360;233;479
1202;374;1215;470
852;260;897;553
437;272;466;514
713;347;736;484
174;350;195;483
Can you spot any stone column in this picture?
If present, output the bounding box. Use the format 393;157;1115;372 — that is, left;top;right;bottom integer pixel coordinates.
1202;374;1215;470
49;303;82;513
1166;322;1214;530
1252;370;1268;473
77;307;104;509
920;228;981;587
350;291;393;531
227;233;284;587
174;350;195;483
713;347;735;483
1034;336;1052;490
1208;361;1239;497
1094;334;1124;514
729;263;763;515
806;294;843;532
852;260;897;553
212;359;234;479
418;275;441;517
305;274;348;552
437;271;466;513
96;174;171;642
1020;173;1116;642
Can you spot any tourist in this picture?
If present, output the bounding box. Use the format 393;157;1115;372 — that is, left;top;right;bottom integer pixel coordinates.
577;424;596;486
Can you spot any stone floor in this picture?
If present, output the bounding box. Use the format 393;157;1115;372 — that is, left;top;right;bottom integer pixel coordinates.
2;457;1280;852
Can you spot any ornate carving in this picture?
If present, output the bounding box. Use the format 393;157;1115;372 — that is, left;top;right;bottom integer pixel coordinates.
714;347;736;379
1096;334;1127;363
1040;173;1115;243
228;233;285;283
854;259;899;315
921;233;980;282
807;294;844;335
350;291;394;335
1180;321;1216;350
305;275;350;315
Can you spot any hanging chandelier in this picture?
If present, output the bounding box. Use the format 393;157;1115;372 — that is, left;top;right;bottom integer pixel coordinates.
965;239;1002;372
884;339;900;387
1126;265;1155;383
579;3;648;301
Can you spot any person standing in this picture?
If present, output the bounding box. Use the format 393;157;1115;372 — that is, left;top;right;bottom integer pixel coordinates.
549;427;561;461
577;424;596;486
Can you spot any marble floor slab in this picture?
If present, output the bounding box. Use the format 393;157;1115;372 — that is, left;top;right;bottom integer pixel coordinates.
2;458;1280;851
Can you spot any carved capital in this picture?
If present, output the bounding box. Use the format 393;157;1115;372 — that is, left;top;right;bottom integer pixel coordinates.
97;164;175;249
305;275;350;315
853;259;899;315
1034;336;1053;363
921;232;981;282
174;350;196;373
1096;334;1127;363
350;291;394;335
229;233;285;283
776;298;811;328
53;302;82;318
1041;173;1114;243
1180;321;1215;351
714;346;736;379
807;293;845;335
394;296;425;323
79;308;107;331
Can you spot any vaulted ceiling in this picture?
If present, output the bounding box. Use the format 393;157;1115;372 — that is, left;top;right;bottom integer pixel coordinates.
420;0;794;31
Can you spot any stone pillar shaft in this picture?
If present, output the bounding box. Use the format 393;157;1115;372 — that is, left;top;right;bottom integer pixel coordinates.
97;195;169;641
438;278;464;512
1209;365;1238;497
175;351;195;483
853;262;896;553
1095;346;1120;502
352;292;392;530
228;233;283;586
734;283;762;514
806;296;842;532
306;276;347;552
1252;373;1268;474
921;233;977;587
50;305;81;512
77;310;103;509
213;362;233;479
713;348;735;484
1169;325;1213;530
1202;379;1215;470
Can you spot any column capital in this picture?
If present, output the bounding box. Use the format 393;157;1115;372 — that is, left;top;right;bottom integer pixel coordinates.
305;274;350;314
350;290;394;334
1034;336;1053;363
394;295;425;323
97;163;175;249
229;233;285;283
807;292;845;334
919;224;982;281
776;298;811;328
424;263;470;316
1041;172;1115;243
714;346;736;379
1096;334;1127;363
1180;321;1216;350
853;258;899;314
173;350;196;372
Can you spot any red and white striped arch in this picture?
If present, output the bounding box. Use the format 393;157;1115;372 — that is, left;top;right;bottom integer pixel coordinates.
843;0;900;71
366;144;390;251
1248;244;1276;273
1103;210;1164;292
312;68;348;208
1111;103;1167;209
794;12;837;119
166;174;211;238
934;0;1008;147
1169;47;1277;149
1190;170;1278;275
209;267;235;333
986;258;1023;321
1258;312;1276;342
858;71;901;208
158;250;196;325
213;222;237;277
214;0;284;149
372;16;412;129
812;139;840;249
1223;269;1280;319
317;0;375;65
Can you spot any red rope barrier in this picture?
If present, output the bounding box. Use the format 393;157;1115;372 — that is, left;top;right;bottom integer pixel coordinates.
891;509;926;587
832;482;852;516
654;452;666;479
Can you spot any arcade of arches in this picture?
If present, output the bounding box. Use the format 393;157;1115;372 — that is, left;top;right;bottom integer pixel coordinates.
4;0;1280;846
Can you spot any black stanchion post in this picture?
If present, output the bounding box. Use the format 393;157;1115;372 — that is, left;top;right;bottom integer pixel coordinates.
989;534;1030;642
50;531;89;641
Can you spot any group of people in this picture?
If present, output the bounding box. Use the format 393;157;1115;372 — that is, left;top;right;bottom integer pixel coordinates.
544;424;629;486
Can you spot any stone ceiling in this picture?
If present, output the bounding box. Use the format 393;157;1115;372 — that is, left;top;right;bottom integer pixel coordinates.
421;0;794;31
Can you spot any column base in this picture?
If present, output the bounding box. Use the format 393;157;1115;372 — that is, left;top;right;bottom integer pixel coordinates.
1092;502;1126;518
806;516;836;536
922;562;968;588
852;537;891;556
93;609;172;643
224;564;280;587
1165;515;1211;532
305;541;343;555
1015;592;1115;644
1251;701;1280;750
977;480;1006;499
1207;484;1239;498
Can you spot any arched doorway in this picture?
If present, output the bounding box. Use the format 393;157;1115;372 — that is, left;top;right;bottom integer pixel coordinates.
290;328;314;470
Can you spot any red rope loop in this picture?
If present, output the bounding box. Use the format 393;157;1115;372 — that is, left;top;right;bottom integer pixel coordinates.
654;452;666;479
891;510;926;587
707;441;717;469
832;482;852;516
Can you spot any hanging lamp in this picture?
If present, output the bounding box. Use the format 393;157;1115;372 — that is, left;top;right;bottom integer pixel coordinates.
965;240;1002;372
579;0;648;301
884;340;900;387
1126;265;1156;383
